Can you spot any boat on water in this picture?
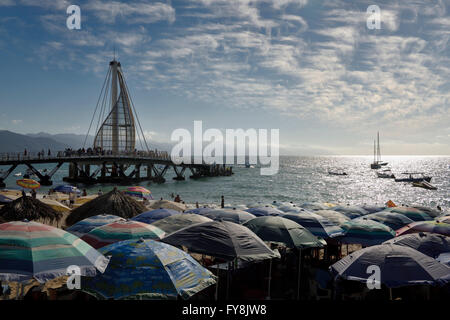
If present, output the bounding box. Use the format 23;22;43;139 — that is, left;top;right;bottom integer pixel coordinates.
412;181;437;190
395;172;432;183
14;172;22;177
328;170;348;176
370;132;388;169
377;168;395;179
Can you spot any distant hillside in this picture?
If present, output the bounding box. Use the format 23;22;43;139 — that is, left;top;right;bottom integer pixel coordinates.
0;130;69;153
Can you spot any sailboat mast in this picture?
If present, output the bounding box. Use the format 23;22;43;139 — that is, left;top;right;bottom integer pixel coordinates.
377;131;381;162
111;60;119;154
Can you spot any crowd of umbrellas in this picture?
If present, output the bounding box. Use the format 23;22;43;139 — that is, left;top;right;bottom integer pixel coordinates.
0;190;449;300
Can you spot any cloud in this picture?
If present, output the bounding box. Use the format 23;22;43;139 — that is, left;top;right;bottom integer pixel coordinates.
85;0;175;24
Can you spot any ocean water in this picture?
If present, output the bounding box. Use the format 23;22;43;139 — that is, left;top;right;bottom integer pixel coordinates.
2;156;449;209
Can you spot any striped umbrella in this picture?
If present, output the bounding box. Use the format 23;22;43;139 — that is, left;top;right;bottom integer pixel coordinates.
437;216;450;224
283;212;345;239
66;214;126;237
0;220;109;283
245;206;285;217
299;202;330;211
81;220;165;249
340;219;396;246
243;216;326;249
131;208;180;225
82;239;216;300
124;186;152;200
354;212;414;231
396;221;450;237
16;179;40;189
385;207;432;221
184;207;215;215
383;232;450;258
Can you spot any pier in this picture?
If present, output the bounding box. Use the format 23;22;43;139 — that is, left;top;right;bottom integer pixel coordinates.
0;151;233;188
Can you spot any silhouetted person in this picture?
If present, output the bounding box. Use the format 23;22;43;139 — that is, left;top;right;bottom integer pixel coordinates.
174;194;181;203
221;195;224;208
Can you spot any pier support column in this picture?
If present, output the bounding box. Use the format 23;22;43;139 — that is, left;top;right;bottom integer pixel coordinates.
173;166;186;181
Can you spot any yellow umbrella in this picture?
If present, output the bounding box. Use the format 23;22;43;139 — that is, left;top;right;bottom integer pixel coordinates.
75;195;98;205
38;198;71;213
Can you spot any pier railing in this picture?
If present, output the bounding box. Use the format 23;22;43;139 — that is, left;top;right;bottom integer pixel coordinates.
0;150;171;162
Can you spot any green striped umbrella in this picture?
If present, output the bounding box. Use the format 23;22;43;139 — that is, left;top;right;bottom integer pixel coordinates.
340;219;396;246
0;220;109;283
81;220;165;249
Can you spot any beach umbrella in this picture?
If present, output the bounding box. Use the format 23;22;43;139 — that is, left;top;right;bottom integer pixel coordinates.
53;185;80;194
224;205;248;210
361;205;386;214
396;221;450;237
313;210;350;226
0;195;62;225
184;207;215;215
16;179;40;189
162;220;279;262
412;206;442;218
66;188;147;226
243;216;326;249
330;244;450;288
300;202;330;211
340;219;395;246
283;212;345;239
124;186;153;200
436;253;450;267
81;220;165;249
147;199;186;212
202;209;256;224
383;232;450;258
245;206;285;217
38;198;71;213
82;239;216;300
0;194;13;204
0;220;109;283
438;216;450;224
354;212;413;231
151;214;213;234
384;207;432;221
131;208;180;225
332;205;369;219
271;201;298;212
66;214;126;237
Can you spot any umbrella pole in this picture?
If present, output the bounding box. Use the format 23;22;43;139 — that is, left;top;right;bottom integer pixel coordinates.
297;249;302;300
226;262;230;300
215;265;219;301
389;288;393;301
266;258;272;300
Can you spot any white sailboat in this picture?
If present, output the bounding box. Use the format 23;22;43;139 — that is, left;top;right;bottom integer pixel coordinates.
370;132;388;169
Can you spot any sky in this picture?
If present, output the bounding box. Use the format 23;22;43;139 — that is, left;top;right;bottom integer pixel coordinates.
0;0;449;155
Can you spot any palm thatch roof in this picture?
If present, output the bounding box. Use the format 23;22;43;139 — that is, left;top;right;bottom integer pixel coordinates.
66;188;147;226
0;195;62;225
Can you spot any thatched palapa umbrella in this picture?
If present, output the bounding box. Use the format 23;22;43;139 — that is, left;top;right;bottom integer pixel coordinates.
66;188;146;226
0;195;62;226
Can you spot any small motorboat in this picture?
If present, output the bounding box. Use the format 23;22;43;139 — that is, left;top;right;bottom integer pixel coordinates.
328;170;348;176
377;168;395;178
395;172;432;183
14;172;22;177
412;181;437;190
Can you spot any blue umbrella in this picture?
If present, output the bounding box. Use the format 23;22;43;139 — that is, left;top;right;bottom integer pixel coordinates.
66;214;126;237
245;206;285;217
383;232;450;258
284;212;345;239
53;185;80;194
82;239;216;299
184;207;215;215
330;244;450;288
300;202;330;211
131;208;180;224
